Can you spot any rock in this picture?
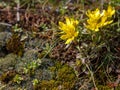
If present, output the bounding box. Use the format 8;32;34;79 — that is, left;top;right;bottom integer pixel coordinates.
23;49;39;60
0;31;12;57
0;53;17;72
0;32;12;47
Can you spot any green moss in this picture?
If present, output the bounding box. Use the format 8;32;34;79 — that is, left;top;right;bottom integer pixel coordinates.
13;74;23;84
96;84;120;90
0;70;16;84
34;62;77;90
115;84;120;90
97;85;112;90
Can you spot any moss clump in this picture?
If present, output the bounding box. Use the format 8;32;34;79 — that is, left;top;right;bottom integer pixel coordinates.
0;70;16;84
97;85;112;90
6;34;24;56
34;62;77;90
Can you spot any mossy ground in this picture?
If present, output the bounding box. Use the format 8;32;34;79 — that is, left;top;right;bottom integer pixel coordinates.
0;0;120;90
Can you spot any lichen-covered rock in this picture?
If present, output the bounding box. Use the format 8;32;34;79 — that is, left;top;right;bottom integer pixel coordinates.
23;49;39;60
0;32;12;57
0;53;17;72
0;32;11;46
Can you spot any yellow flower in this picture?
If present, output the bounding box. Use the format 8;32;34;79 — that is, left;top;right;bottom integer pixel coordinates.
59;17;79;44
86;8;102;21
86;5;115;32
104;5;115;17
86;8;103;31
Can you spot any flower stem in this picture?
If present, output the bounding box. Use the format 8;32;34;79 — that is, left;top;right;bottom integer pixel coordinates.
85;64;98;90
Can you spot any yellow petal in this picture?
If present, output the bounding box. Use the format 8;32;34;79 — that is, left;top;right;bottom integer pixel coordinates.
107;5;115;16
74;31;79;37
65;37;74;44
94;28;99;32
104;20;113;26
75;20;79;25
60;35;68;40
59;22;65;30
104;5;115;18
65;17;71;25
94;9;100;17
